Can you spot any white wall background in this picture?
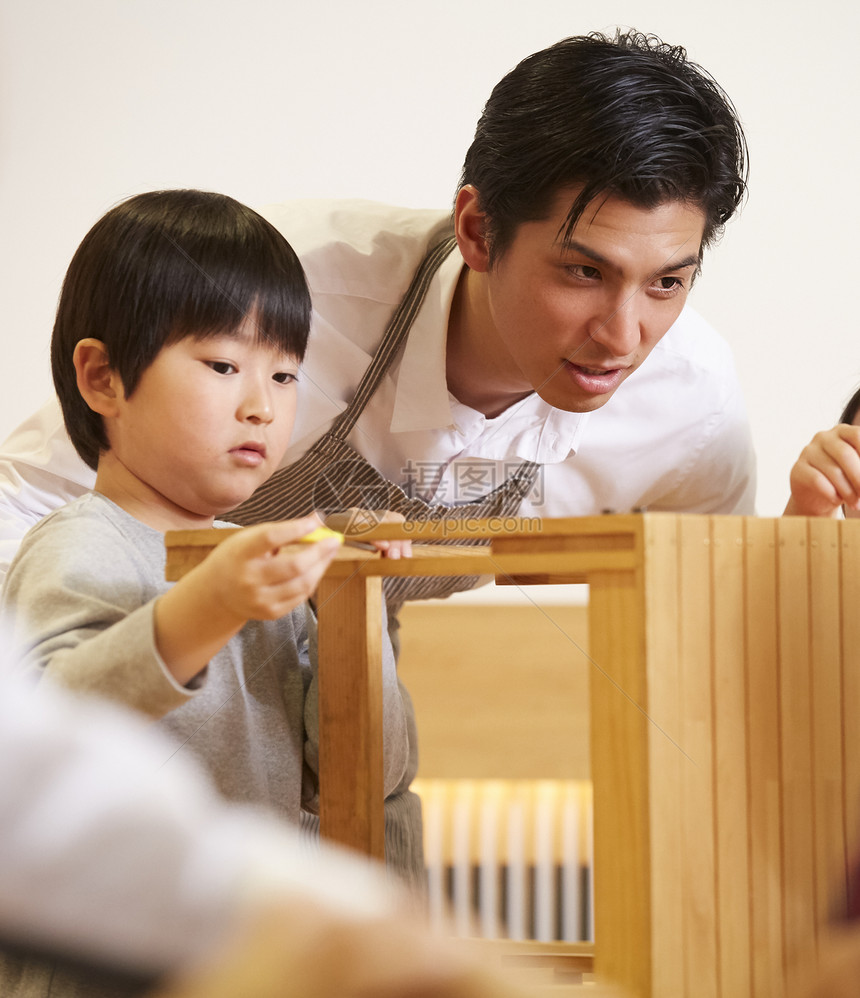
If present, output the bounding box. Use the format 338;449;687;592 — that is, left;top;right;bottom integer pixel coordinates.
2;0;858;519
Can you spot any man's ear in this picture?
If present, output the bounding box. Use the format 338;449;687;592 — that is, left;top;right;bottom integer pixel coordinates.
454;185;491;274
72;339;123;417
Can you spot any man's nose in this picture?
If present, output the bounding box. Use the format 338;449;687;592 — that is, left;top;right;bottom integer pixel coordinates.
588;294;641;357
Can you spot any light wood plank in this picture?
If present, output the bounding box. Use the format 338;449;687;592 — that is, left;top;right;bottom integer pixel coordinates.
315;573;385;858
678;515;718;998
743;517;784;998
324;547;637;579
711;516;751;998
808;517;845;935
589;566;652;997
776;518;816;968
839;521;860;898
349;513;643;542
642;514;684;996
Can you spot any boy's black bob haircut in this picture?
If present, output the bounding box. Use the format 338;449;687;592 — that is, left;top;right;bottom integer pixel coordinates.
459;29;748;263
52;189;311;470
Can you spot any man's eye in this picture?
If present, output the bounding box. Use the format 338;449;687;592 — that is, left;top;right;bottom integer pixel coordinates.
656;276;684;291
569;264;601;280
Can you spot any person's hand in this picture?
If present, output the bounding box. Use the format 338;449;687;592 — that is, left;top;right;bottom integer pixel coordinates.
324;508;413;560
155;515;341;685
785;424;860;517
149;899;596;998
200;515;342;622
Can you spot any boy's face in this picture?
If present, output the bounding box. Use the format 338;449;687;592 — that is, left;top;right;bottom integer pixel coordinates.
102;315;299;526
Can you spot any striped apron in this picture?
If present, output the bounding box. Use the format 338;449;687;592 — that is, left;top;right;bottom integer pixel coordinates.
230;234;541;604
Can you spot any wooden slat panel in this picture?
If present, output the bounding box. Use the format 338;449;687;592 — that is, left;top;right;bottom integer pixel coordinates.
808;517;845;934
776;519;816;966
677;516;718;998
711;516;751;998
642;514;684;996
743;517;783;997
397;605;590;780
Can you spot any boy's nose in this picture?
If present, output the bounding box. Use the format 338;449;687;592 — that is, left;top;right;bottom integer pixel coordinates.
239;387;274;424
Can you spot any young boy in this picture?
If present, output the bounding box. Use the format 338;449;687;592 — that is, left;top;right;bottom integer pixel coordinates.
1;189;410;849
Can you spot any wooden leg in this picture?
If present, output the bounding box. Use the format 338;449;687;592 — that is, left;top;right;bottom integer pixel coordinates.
588;565;652;997
316;573;386;860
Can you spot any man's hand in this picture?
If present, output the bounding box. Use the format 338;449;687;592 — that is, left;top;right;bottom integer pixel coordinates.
785;425;860;517
324;508;413;560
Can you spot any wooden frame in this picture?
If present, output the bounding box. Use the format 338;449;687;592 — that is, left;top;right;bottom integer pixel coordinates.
166;513;860;997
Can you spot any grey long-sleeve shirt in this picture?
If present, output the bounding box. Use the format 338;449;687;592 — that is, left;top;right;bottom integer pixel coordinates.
1;492;411;819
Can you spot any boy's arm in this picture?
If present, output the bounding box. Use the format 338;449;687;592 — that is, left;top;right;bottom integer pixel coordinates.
4;514;341;712
0;399;94;582
3;516;202;717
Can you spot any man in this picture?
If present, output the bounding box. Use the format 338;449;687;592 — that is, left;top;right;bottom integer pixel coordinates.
0;30;754;584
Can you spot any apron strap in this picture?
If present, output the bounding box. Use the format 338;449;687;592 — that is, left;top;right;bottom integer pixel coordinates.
325;234;457;441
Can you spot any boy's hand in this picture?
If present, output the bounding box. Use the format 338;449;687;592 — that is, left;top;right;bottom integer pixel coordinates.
205;516;343;623
155;516;341;685
785;424;860;517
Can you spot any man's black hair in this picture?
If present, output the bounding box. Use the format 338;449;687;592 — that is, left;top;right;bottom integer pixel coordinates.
459;30;748;262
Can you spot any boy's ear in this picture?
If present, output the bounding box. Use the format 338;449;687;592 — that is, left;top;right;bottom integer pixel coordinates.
73;339;123;417
454;184;491;274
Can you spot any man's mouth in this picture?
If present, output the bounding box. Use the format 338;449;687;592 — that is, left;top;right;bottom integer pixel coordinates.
562;360;628;396
571;364;620;376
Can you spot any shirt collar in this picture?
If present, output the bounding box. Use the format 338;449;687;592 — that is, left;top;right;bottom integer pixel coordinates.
388;246;588;463
447;393;588;464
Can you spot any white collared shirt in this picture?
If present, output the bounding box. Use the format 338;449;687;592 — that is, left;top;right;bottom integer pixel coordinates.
0;199;755;578
269;199;755;519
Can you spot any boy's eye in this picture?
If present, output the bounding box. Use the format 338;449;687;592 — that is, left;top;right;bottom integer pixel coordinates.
207;361;236;375
272;371;297;385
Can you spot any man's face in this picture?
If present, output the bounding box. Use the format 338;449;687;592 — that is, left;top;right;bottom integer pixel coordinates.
483;190;707;413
